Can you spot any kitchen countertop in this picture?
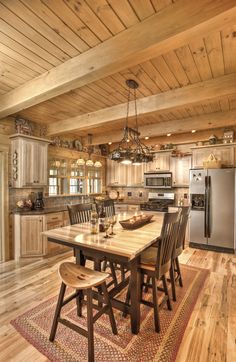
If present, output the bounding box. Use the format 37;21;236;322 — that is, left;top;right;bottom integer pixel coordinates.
12;206;68;215
114;200;146;205
12;200;148;215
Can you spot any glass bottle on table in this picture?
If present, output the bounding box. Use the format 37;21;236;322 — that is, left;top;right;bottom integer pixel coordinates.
90;204;98;234
99;204;106;232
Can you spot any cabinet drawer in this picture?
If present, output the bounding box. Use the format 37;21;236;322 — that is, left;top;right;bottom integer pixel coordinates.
127;205;140;211
115;204;128;212
45;212;63;223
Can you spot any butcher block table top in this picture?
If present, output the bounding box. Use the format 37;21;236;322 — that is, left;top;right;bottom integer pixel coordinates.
42;212;164;260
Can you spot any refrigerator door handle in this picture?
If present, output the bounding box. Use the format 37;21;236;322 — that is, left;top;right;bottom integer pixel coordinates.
207;176;211;238
204;176;208;238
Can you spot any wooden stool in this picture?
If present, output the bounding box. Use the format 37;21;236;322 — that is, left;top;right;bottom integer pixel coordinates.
49;262;118;362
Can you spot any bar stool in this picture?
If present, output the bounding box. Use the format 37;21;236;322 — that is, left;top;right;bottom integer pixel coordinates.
49;262;118;362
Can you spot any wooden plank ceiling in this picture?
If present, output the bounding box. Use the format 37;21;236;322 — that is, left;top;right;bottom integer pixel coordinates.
0;0;236;145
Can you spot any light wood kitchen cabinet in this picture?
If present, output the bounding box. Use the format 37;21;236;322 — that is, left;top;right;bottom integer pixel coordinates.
20;215;44;257
14;211;71;259
44;212;71;255
146;152;171;171
126;163;145;186
114;203;140;213
106;159;127;186
44;213;65;255
192;145;235;168
10;134;50;188
171;155;192;187
107;152;171;187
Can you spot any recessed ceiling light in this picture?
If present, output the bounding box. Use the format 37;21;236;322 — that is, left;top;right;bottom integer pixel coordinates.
144;136;149;140
167;133;171;137
191;130;196;133
108;142;112;145
126;139;130;143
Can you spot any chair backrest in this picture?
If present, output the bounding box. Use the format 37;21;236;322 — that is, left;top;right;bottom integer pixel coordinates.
156;211;180;278
67;203;92;225
95;199;115;217
175;206;190;256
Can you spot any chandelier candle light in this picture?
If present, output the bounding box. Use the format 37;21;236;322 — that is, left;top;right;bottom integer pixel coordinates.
110;80;153;165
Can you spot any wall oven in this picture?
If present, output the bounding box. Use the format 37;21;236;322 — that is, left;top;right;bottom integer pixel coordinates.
144;172;172;189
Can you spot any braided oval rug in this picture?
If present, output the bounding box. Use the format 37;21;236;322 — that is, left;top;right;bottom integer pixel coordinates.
11;264;209;362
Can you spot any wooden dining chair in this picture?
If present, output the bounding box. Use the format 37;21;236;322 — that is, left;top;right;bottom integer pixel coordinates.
95;198;115;218
49;262;117;362
67;202;92;224
171;207;190;298
145;207;189;301
96;199;127;282
124;212;180;333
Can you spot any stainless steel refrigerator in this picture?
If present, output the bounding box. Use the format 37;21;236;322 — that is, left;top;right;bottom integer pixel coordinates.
189;168;236;253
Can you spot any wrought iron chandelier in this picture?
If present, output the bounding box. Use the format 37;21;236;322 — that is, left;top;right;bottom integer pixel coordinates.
110;79;153;165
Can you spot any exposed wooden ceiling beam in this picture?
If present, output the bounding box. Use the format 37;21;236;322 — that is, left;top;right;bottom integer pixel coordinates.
46;73;236;136
82;109;236;145
137;128;236;147
0;0;236;119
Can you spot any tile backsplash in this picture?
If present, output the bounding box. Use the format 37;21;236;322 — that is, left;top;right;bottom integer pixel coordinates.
10;188;94;211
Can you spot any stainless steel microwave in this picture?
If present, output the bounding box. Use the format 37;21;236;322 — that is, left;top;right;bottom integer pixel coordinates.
144;172;172;189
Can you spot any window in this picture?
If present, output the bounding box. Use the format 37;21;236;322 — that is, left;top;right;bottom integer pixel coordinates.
48;157;103;196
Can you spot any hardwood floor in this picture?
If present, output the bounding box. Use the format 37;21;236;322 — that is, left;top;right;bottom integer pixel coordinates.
0;247;235;362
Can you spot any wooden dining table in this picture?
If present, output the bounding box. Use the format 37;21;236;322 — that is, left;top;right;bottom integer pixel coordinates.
42;212;164;334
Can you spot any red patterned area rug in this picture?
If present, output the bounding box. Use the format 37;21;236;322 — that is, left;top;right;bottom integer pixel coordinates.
11;265;208;362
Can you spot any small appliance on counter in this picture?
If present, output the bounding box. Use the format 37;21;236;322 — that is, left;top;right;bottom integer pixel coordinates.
34;192;44;209
140;192;175;212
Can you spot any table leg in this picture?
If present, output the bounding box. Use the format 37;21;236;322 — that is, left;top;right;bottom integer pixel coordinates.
129;257;141;334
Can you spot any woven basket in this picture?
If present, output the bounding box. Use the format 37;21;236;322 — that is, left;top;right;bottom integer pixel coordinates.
203;153;222;169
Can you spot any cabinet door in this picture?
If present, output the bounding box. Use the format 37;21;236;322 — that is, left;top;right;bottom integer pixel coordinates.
116;163;127;185
21;139;34;186
156;153;171;170
11;137;49;187
192;146;235;168
212;146;234;166
106;159;117;185
35;142;48;185
63;211;70;226
45;220;65;255
171;156;192;187
126;164;140;186
147;153;171;171
21;216;44;257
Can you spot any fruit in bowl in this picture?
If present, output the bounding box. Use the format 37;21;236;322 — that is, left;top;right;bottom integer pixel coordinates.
16;200;25;208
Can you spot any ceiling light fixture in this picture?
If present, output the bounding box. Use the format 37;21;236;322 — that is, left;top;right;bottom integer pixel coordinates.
76;157;85;166
191;129;196;133
110;79;153;165
108;142;112;145
84;134;102;168
167;133;171;137
145;136;149;140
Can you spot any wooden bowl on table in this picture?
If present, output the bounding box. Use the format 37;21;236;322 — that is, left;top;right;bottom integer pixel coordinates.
119;214;154;230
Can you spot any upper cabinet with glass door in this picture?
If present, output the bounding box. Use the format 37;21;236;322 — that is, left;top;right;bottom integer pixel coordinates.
48;155;103;196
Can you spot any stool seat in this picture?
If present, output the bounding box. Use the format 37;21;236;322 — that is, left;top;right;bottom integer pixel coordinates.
59;262;110;290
